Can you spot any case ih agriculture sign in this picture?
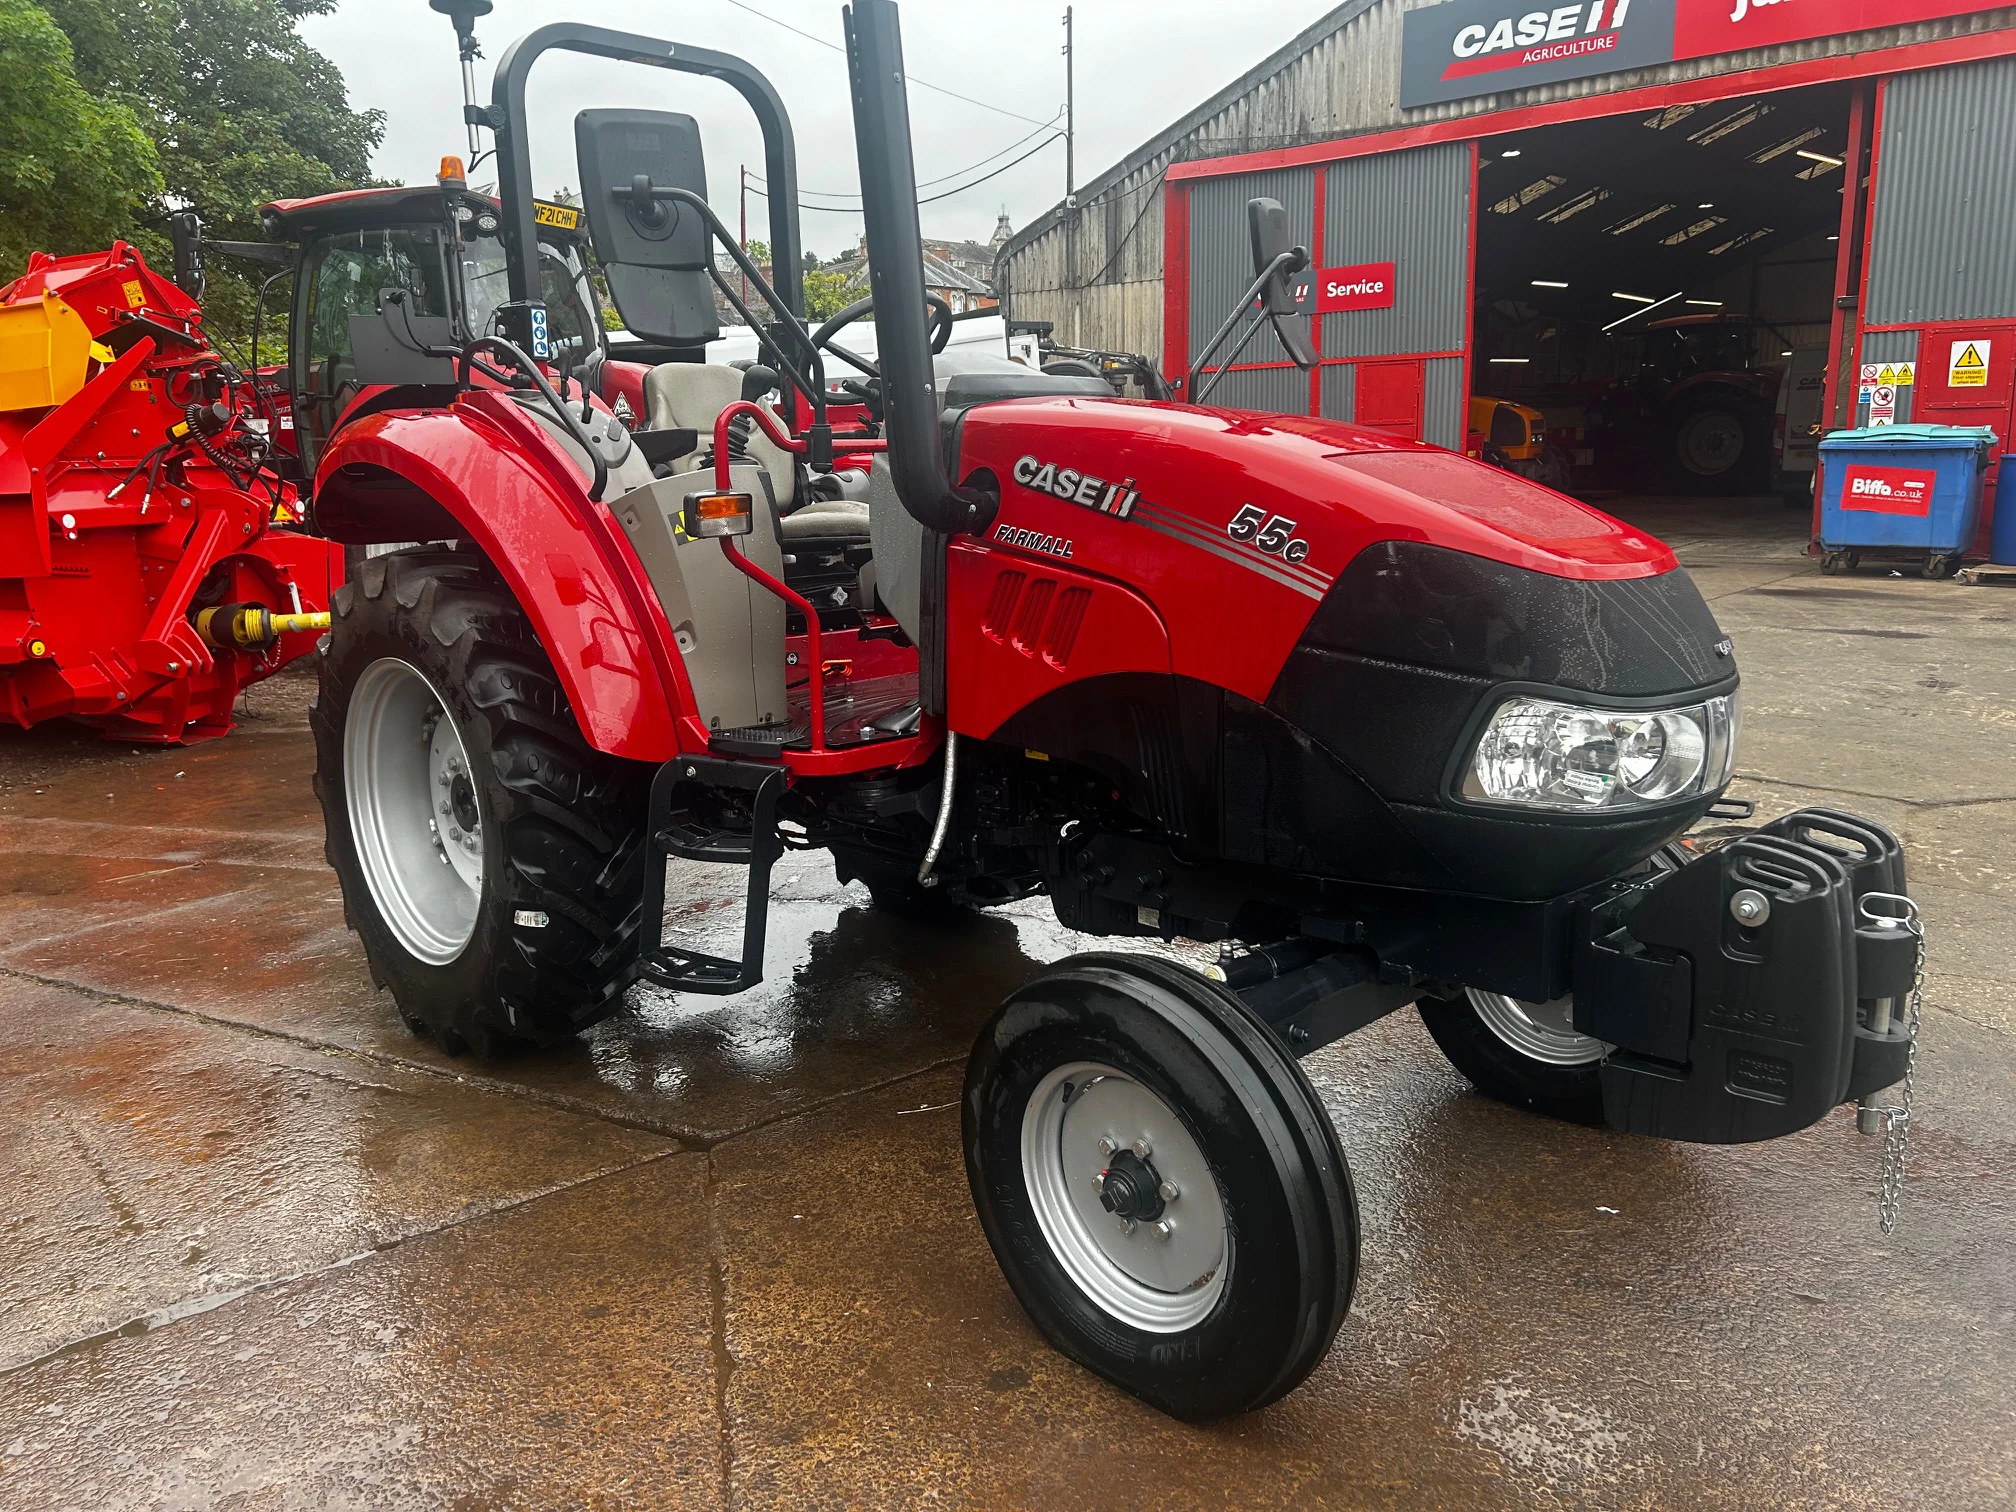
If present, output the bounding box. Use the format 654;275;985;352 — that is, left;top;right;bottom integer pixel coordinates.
1401;0;2005;107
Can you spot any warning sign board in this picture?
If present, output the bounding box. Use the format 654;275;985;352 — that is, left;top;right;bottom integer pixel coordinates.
1870;384;1896;427
1841;465;1935;518
1897;363;1915;386
1878;365;1897;384
1860;363;1880;384
1951;340;1991;388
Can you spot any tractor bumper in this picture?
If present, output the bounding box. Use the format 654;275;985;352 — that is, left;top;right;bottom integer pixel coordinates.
1572;809;1919;1145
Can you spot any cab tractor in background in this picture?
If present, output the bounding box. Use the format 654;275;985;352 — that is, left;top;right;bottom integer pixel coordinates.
298;0;1925;1425
1592;312;1790;494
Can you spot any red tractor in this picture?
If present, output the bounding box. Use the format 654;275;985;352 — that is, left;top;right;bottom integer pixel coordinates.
282;2;1921;1421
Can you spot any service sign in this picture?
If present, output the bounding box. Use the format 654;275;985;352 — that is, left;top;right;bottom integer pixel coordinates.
1317;262;1399;312
1401;0;2005;108
1840;464;1936;516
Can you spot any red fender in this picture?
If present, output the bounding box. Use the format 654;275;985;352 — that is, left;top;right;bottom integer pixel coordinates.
313;392;691;761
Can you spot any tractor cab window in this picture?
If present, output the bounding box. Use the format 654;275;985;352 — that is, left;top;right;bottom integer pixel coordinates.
299;226;452;398
458;221;601;362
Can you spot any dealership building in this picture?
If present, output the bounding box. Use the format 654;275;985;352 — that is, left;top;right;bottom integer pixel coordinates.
998;0;2016;492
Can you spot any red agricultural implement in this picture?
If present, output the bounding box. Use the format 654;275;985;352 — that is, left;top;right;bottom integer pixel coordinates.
0;242;339;741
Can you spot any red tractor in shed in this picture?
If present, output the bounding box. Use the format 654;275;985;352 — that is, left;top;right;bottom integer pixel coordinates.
293;1;1924;1421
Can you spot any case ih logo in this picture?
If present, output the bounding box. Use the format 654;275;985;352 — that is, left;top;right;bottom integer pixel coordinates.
1441;1;1640;86
1318;263;1398;313
1012;455;1142;519
1842;465;1935;517
1401;0;2003;107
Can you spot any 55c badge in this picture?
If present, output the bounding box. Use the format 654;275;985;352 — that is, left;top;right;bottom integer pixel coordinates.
1226;504;1311;564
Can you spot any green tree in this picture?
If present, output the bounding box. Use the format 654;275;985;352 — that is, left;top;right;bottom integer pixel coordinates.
802;267;859;321
0;0;161;280
34;0;385;356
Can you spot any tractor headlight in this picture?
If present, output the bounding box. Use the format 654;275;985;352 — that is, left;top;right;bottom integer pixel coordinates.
1463;692;1740;812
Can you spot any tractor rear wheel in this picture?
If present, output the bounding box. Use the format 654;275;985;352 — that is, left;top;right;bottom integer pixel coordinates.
1417;989;1606;1124
312;546;652;1055
965;954;1357;1420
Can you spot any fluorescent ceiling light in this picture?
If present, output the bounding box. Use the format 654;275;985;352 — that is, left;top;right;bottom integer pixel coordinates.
1489;357;1530;364
1612;292;1657;303
1602;290;1685;333
1500;149;1523;158
1531;279;1569;288
1828;235;1840;241
1697;203;1715;209
1781;350;1794;356
1797;149;1845;167
1685;299;1724;307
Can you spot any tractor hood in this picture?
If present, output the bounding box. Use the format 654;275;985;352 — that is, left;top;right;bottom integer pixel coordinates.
953;396;1737;900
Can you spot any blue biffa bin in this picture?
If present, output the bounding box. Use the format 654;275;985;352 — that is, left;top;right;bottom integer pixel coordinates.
1816;425;1999;578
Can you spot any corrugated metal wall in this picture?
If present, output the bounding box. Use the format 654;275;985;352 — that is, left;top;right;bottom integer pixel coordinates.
1321;144;1471;358
1858;330;1923;424
1423;357;1466;449
1865;54;2016;325
1319;361;1355;421
1188;168;1317;367
1200;365;1311;413
998;0;2016;359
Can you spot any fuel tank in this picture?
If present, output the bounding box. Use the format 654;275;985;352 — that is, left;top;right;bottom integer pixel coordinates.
949;398;1738;900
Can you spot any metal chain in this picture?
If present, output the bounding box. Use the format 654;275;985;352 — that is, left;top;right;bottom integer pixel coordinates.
1873;899;1926;1236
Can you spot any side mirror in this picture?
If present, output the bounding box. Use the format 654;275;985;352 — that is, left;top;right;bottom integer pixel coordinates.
1246;197;1315;369
574;108;720;347
169;211;205;301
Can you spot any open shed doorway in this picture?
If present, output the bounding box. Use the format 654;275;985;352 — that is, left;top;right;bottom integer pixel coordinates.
1469;82;1861;540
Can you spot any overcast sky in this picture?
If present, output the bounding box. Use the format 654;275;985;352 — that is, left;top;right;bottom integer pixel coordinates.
300;0;1341;260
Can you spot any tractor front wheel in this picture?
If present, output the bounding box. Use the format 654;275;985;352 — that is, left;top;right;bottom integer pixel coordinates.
964;954;1357;1420
312;547;651;1055
1417;988;1607;1124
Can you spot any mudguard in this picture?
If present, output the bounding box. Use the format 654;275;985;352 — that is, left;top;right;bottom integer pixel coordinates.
313;391;690;761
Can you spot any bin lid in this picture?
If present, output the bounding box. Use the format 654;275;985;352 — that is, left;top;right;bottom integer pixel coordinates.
1821;423;2001;452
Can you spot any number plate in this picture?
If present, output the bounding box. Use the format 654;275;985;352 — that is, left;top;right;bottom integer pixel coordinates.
533;200;581;231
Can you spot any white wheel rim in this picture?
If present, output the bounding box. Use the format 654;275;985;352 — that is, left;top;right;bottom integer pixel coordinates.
344;657;483;965
1020;1062;1228;1333
1466;988;1608;1067
1680;412;1744;475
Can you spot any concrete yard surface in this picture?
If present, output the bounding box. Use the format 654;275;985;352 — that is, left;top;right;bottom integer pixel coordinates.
1;497;2013;1510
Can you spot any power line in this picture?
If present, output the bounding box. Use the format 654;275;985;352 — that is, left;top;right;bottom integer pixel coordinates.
1071;167;1168;288
719;0;1056;127
773;110;1066;200
746;134;1061;213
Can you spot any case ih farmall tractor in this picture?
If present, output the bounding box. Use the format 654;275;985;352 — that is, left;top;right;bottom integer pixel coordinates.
294;0;1924;1421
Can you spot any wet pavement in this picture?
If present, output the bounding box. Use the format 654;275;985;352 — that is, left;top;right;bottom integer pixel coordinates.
2;497;2013;1509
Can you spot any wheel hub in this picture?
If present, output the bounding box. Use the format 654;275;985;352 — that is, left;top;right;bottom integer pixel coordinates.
345;658;483;965
1020;1063;1228;1332
1096;1149;1166;1224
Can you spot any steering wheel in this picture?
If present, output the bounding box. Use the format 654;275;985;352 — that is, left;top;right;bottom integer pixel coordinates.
811;292;955;381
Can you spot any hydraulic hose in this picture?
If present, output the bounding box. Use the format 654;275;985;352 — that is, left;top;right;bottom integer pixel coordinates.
917;731;959;887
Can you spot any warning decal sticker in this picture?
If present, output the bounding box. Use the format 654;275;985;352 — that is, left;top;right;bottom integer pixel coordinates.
1950;340;1991;388
1841;465;1936;517
1897;363;1916;386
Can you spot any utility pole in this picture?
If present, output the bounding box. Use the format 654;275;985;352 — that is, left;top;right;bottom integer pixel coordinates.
739;164;749;309
1062;7;1075;208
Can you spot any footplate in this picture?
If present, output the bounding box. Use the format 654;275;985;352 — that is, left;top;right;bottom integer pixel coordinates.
636;756;785;995
1574;807;1917;1144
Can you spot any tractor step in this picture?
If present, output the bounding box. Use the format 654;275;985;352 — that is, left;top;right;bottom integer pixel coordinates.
709;719;810;759
636;756;786;995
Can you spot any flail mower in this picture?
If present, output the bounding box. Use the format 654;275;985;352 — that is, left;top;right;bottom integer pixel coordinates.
0;240;340;740
276;0;1923;1420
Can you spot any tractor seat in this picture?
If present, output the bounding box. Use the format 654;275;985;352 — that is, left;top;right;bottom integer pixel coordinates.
780;500;872;540
640;362;798;511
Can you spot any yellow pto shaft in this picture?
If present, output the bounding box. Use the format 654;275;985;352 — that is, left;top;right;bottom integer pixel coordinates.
193;604;332;651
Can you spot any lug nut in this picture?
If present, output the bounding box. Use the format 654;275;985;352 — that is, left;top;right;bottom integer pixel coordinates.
1091;1171;1106;1194
1130;1138;1152;1160
1097;1137;1117;1158
1158;1180;1180;1202
1154;1220;1173;1241
1117;1217;1136;1236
